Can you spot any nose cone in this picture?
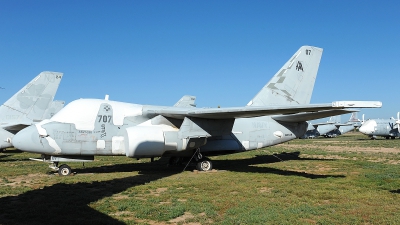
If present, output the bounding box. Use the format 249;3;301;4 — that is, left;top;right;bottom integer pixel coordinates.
359;120;377;135
13;125;48;153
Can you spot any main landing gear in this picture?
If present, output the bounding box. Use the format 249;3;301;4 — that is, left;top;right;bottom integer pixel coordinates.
194;152;213;171
169;151;213;172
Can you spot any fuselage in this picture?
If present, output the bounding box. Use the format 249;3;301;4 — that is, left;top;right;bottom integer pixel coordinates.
359;119;399;138
12;99;308;158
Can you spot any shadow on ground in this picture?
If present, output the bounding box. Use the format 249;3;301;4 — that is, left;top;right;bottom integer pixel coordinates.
0;152;344;224
73;152;343;179
390;189;400;194
0;162;178;225
211;151;345;179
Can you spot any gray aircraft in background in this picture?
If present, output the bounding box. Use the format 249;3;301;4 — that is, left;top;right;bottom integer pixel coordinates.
302;112;361;139
12;46;382;175
303;113;362;139
0;71;63;150
42;100;65;120
359;112;399;139
302;116;342;139
323;113;362;138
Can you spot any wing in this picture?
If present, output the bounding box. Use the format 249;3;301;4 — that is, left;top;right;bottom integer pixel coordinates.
144;101;382;120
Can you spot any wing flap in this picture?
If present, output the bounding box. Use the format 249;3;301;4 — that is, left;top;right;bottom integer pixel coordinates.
272;110;357;123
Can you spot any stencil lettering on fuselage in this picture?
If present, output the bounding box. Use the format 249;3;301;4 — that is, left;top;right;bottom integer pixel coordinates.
92;103;121;153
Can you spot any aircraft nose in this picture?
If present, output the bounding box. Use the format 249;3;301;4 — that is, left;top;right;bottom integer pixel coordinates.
13;125;50;153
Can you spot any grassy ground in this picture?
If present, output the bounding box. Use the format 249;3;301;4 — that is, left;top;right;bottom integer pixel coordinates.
0;132;399;224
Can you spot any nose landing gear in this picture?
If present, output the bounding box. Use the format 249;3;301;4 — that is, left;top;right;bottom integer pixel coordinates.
30;155;94;176
58;164;72;176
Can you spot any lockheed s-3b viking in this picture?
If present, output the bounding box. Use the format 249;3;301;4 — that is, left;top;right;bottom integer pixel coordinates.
12;46;382;175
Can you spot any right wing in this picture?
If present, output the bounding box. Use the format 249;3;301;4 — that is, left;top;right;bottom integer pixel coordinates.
145;101;382;121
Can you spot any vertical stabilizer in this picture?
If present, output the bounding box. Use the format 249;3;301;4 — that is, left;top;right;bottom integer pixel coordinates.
0;71;63;125
247;46;323;106
328;115;341;123
348;112;360;122
41;100;65;119
174;95;196;107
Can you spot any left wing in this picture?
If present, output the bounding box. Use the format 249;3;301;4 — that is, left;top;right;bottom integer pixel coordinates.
144;101;382;120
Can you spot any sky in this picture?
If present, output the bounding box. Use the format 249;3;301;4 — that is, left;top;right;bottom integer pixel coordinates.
0;0;399;122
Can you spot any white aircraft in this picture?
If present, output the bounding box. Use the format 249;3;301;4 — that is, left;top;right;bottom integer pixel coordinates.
0;72;63;150
12;46;382;175
359;112;400;139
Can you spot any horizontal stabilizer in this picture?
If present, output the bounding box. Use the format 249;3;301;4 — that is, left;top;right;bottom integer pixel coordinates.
2;122;31;133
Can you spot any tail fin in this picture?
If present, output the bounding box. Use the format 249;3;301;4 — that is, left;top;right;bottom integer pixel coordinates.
247;46;323;106
174;95;196;107
41;100;65;119
0;71;63;124
327;115;341;123
348;112;360;122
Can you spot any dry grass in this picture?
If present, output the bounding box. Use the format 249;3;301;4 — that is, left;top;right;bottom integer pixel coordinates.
1;132;400;224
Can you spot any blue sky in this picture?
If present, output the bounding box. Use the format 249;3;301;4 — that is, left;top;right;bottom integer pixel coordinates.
0;0;399;121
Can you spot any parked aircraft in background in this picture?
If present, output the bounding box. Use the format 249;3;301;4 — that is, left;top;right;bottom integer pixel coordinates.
42;100;65;120
301;122;320;139
302;116;341;139
0;72;63;150
12;46;382;175
359;112;400;139
347;112;363;128
303;113;363;139
323;113;362;137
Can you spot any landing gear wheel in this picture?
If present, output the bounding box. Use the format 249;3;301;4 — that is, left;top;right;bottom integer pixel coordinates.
58;164;72;176
196;158;212;171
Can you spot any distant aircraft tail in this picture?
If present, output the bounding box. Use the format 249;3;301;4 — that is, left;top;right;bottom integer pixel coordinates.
327;115;341;123
41;100;65;119
247;46;323;106
348;112;360;122
174;95;196;107
0;71;63;125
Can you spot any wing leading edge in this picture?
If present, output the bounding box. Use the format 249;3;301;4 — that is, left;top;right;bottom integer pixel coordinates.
144;101;382;120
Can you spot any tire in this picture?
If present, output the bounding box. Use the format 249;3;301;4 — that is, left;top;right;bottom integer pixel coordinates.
58;164;72;176
196;159;212;171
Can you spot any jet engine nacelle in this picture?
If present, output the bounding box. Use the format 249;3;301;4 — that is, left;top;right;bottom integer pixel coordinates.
124;126;166;158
